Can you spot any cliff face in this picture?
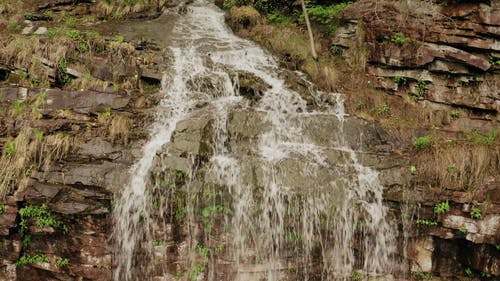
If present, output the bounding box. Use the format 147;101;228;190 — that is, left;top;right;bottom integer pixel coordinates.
0;0;168;280
333;0;499;277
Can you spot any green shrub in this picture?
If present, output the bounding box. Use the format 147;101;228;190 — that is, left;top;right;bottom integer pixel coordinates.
306;2;350;33
56;258;69;267
450;110;459;118
8;20;22;33
470;208;482;220
391;32;410;45
434;200;449;215
12;100;24;115
4;141;15;156
393;76;407;86
19;204;67;233
223;0;236;10
416;219;438;226
15;254;49;266
375;103;390;115
352;273;365;280
488;55;500;66
412;271;432;280
413;136;431;150
266;12;291;25
467;130;497;146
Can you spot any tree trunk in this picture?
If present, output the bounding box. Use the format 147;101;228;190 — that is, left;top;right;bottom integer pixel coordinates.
300;0;317;60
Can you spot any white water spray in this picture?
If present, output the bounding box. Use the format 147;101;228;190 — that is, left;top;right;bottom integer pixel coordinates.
113;1;398;280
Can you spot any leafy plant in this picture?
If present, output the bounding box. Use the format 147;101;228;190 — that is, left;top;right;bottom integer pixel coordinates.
8;20;22;33
480;272;492;278
470;207;482;220
410;165;417;174
411;271;432;280
12;100;24;115
201;204;230;235
24;165;34;177
450;110;459;118
434;200;449;215
114;12;125;20
412;136;431;150
65;15;76;27
467;129;497;146
306;2;350;33
266;12;291;25
187;263;205;280
459;227;467;234
330;45;342;55
0;204;5;214
22;234;31;247
56;258;69;267
4;141;15;156
15;254;49;266
152;240;166;246
222;1;235;10
352;273;365;280
413;79;427;99
34;129;44;142
375;103;390;115
391;32;410;45
488;54;500;66
114;34;125;43
23;13;37;21
393;76;407;86
57;58;71;85
19;204;67;233
196;244;210;260
285;230;303;243
416;219;437;226
354;101;364;110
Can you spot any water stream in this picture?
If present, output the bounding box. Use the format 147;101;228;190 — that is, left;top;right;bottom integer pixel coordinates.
112;1;398;280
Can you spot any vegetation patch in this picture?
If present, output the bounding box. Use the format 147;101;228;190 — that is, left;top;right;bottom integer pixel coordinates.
412;135;432;150
19;204;67;233
15;254;49;266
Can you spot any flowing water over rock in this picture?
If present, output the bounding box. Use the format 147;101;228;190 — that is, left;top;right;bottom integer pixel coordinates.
112;1;398;280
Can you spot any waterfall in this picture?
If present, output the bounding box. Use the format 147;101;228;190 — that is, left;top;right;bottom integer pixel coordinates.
112;1;398;280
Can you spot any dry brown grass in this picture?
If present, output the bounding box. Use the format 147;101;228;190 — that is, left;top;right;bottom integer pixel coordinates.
0;126;35;198
0;126;71;199
109;114;131;145
0;35;75;87
233;18;339;91
227;6;262;28
300;60;338;92
97;0;168;17
414;142;500;192
69;73;110;92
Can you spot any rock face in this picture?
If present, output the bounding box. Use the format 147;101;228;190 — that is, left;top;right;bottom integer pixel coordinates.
0;84;157;280
329;0;500;279
334;0;500;116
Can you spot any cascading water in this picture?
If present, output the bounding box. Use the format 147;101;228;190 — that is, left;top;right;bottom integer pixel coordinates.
112;1;399;280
